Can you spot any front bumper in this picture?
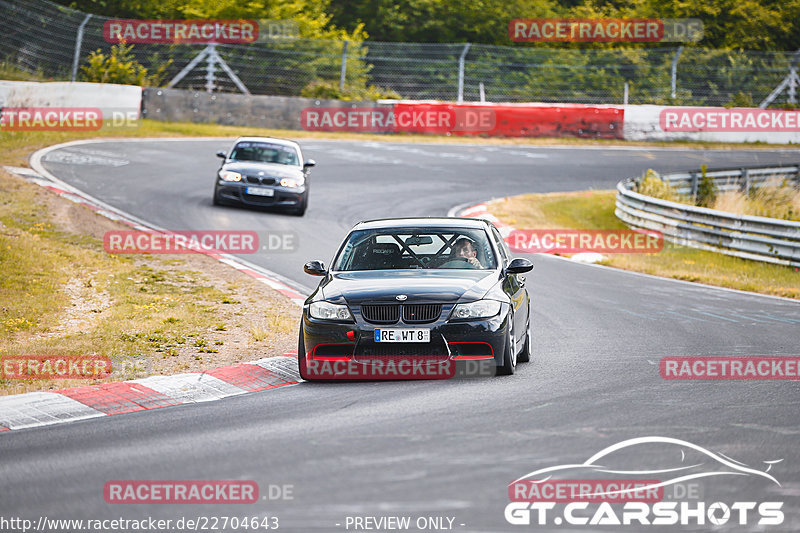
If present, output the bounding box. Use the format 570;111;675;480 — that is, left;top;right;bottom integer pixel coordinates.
301;302;509;379
215;181;306;208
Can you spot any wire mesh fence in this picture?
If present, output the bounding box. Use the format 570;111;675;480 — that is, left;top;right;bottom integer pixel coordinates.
1;0;798;107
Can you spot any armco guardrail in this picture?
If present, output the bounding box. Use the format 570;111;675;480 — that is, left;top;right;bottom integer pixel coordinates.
615;164;800;267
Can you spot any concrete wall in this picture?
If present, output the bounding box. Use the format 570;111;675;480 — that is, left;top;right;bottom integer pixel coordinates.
141;88;377;130
3;82;794;144
0;81;141;116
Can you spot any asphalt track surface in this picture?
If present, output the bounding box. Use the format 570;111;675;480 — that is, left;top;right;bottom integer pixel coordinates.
2;139;800;532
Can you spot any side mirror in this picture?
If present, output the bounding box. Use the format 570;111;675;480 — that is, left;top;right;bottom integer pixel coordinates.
304;260;327;276
216;151;227;159
506;257;533;274
303;159;316;169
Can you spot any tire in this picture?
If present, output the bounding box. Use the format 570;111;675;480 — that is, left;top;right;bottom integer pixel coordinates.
291;191;308;216
212;185;226;206
496;318;517;376
517;315;532;363
297;322;314;381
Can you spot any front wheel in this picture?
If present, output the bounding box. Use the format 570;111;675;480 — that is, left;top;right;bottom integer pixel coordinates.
496;320;516;376
291;191;308;216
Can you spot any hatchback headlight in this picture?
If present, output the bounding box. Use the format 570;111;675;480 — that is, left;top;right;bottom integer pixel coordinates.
280;178;302;188
309;301;353;321
451;300;501;320
219;170;242;182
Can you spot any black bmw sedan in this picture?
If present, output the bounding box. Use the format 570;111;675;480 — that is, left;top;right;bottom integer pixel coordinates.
299;217;534;380
213;136;315;216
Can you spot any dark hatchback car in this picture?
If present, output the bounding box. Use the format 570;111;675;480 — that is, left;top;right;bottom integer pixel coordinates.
299;217;534;380
213;136;315;216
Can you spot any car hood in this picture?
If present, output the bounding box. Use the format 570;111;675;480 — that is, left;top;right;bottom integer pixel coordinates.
322;270;499;305
222;161;304;179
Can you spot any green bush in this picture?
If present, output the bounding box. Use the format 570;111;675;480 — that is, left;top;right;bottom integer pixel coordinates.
81;43;170;86
300;80;400;101
725;91;755;108
637;169;684;202
696;164;718;207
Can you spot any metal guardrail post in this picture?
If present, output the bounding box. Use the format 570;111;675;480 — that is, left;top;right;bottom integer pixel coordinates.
70;14;92;82
670;46;683;100
689;171;699;198
741;168;750;194
340;41;348;92
457;43;471;103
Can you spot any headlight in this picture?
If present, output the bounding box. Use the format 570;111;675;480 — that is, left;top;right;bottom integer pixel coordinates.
451;300;501;320
219;170;242;182
309;301;353;321
280;178;302;188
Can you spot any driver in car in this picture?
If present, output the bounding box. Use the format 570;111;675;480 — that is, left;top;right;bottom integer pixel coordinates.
452;237;483;268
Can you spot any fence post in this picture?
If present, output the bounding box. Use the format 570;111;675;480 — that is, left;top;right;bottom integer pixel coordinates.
457;43;471;103
623;82;629;105
71;14;93;82
671;46;683;100
690;171;699;199
340;41;348;92
741;168;750;194
205;44;218;93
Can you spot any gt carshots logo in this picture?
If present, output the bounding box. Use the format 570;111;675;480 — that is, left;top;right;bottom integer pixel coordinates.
505;437;784;527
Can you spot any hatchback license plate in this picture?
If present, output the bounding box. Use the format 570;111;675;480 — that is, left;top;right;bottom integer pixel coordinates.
246;187;274;197
374;329;430;343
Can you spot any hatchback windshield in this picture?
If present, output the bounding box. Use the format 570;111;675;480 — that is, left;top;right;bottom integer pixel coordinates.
230;141;300;166
333;228;498;271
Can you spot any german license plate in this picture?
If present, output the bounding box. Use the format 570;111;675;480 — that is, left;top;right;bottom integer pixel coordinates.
245;187;274;197
374;328;430;343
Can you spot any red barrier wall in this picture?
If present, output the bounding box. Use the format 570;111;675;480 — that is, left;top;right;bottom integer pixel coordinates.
392;102;624;139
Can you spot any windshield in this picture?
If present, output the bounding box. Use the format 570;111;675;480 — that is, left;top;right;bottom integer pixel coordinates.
333;227;498;271
229;141;300;166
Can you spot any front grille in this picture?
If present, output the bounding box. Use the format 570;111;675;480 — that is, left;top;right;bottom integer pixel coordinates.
402;304;441;323
361;304;400;324
354;354;450;365
353;338;450;363
312;343;354;358
361;303;442;324
356;342;449;357
244;175;277;185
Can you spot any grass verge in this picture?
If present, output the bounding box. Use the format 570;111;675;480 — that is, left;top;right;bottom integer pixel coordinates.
488;190;800;299
0;132;301;396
